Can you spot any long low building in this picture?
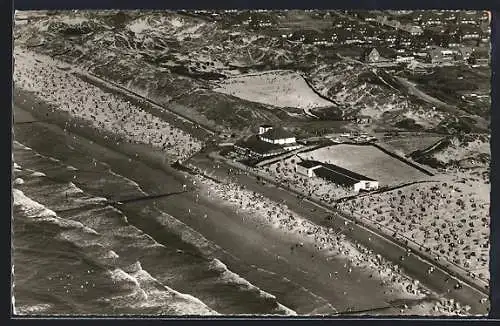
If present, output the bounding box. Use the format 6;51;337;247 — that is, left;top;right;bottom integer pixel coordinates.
296;159;379;192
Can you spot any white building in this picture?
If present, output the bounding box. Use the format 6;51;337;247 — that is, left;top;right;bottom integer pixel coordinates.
258;124;273;135
296;160;379;193
396;56;416;63
296;160;323;177
258;126;296;145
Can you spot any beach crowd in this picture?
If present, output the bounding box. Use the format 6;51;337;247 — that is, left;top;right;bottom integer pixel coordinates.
193;173;478;315
13;47;483;316
338;179;490;282
13;49;202;162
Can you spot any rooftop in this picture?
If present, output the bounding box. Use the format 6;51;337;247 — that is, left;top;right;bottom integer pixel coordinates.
299;159;375;185
235;135;283;154
297;160;323;169
260;127;295;140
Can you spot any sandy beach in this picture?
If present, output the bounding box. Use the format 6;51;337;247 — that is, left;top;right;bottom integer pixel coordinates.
12;47;485;316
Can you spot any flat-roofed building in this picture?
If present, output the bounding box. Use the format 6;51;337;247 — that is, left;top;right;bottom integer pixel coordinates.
296;159;379;192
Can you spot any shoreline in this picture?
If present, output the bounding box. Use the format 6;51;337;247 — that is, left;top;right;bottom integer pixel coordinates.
12;49;487;315
13;87;434;316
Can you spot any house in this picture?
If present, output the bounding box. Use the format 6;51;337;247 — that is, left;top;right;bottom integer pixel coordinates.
258;126;296;145
426;47;455;64
258;124;273;135
362;47;397;63
362;48;382;63
296;159;379;192
457;47;475;61
234;125;301;159
396;55;415;63
355;117;372;124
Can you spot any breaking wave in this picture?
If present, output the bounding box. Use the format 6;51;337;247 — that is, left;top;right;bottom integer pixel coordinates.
12;140;300;316
13;189;99;235
105;262;218;315
210;259;297;316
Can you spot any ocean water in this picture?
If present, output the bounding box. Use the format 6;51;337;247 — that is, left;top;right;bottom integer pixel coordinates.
12;140;305;316
12;113;343;316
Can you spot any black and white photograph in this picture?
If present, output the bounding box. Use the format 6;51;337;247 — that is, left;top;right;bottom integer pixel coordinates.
11;9;491;316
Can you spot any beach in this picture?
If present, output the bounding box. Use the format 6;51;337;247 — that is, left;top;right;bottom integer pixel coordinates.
12;47;485;316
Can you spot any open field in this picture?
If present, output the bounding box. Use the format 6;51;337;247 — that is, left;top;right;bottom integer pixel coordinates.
213;70;334;112
297;144;430;186
337;170;490;282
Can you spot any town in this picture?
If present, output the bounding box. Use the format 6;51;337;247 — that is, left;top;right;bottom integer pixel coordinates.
186;10;490;68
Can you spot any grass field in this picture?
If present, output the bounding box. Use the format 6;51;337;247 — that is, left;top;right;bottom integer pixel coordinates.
297;144;430;186
213;70;334;111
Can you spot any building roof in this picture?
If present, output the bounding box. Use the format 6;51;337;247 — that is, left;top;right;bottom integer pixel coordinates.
362;46;397;59
297;160;322;169
300;159;375;185
362;47;380;57
259;127;295;140
235;135;283;155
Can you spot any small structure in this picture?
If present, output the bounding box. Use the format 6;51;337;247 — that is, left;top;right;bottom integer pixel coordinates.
457;47;475;61
259;126;296;145
296;159;379;192
407;25;423;36
258;124;273;135
395;55;415;63
362;48;382;63
426;47;455;64
468;49;490;66
233;125;301;159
